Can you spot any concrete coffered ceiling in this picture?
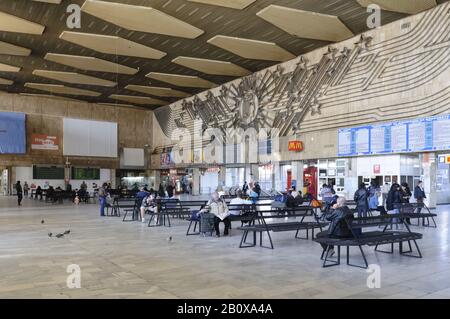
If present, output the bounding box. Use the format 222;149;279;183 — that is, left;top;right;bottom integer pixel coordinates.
0;0;445;109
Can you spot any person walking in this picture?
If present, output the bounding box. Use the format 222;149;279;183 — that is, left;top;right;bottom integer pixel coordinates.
15;181;23;206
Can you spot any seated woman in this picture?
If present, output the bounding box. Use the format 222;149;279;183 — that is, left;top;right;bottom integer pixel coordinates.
140;193;158;223
199;192;231;237
317;196;354;257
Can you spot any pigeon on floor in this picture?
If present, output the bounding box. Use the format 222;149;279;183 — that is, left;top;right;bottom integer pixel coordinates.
41;220;45;224
55;233;64;238
63;230;70;235
48;233;52;237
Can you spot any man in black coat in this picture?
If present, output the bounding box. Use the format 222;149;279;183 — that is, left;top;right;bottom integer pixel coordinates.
414;181;426;213
15;181;23;206
318;196;354;257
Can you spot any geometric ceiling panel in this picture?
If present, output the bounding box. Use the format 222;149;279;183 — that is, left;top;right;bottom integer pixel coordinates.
186;0;256;10
59;31;166;59
0;77;13;85
81;0;204;39
0;11;45;35
207;35;296;61
125;85;191;98
32;70;117;87
146;72;217;88
24;83;101;96
19;93;81;102
0;0;427;109
0;62;21;72
98;102;135;108
172;56;251;76
256;5;354;42
32;0;62;4
109;94;167;106
44;53;138;75
0;41;31;56
357;0;437;14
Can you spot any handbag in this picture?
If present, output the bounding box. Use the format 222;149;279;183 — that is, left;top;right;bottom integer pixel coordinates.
311;199;323;209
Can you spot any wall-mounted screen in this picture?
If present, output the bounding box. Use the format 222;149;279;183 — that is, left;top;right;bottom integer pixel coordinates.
33;165;65;179
63;118;117;157
0;112;26;154
338;114;450;157
71;167;100;180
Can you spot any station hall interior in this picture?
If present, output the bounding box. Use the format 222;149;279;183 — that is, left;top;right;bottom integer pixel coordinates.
1;0;450;299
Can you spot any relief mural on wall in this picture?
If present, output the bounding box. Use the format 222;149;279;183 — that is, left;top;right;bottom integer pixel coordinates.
155;2;450;142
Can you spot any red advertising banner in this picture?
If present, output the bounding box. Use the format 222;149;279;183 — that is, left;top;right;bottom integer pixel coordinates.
31;134;59;150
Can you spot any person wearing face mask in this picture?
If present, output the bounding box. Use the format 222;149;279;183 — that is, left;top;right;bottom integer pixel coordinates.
199;192;231;237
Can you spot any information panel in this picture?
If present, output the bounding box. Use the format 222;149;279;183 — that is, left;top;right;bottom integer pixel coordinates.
338;114;450;156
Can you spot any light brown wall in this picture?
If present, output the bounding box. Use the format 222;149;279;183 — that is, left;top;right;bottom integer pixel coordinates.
0;92;153;168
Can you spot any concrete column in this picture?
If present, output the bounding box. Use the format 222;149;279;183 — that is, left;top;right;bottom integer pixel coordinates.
272;162;281;191
192;168;201;196
250;164;259;183
64;167;70;188
422;153;436;208
291;161;304;192
110;169;116;188
218;166;226;188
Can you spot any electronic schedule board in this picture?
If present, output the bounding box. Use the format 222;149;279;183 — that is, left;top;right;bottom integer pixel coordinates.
338;114;450;157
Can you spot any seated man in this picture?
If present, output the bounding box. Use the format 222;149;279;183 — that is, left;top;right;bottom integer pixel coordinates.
229;190;253;216
136;187;149;201
140;194;158;223
317;196;354;257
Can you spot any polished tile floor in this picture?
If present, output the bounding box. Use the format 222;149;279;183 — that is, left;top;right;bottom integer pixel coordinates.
0;196;449;299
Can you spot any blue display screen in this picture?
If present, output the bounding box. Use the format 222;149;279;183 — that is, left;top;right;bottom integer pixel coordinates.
0;112;26;154
338;114;450;156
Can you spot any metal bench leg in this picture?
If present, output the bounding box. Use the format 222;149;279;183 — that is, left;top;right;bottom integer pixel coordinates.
345;246;368;269
239;230;256;248
322;246;340;268
401;240;423;258
375;242;394;254
259;230;274;249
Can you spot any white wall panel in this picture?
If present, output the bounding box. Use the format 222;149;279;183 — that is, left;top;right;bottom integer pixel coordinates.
63;118;117;157
122;148;145;167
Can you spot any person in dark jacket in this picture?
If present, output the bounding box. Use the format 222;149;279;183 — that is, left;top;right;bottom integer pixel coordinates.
286;187;303;208
166;183;175;198
354;183;369;218
414;181;426;213
401;182;413;224
158;183;166;198
15;181;23;206
386;183;403;226
242;181;249;194
36;186;43;200
318;197;354;257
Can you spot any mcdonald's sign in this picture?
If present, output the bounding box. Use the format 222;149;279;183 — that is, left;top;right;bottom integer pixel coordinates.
288;140;304;152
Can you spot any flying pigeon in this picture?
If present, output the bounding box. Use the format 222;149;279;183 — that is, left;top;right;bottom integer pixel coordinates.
55;233;64;238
